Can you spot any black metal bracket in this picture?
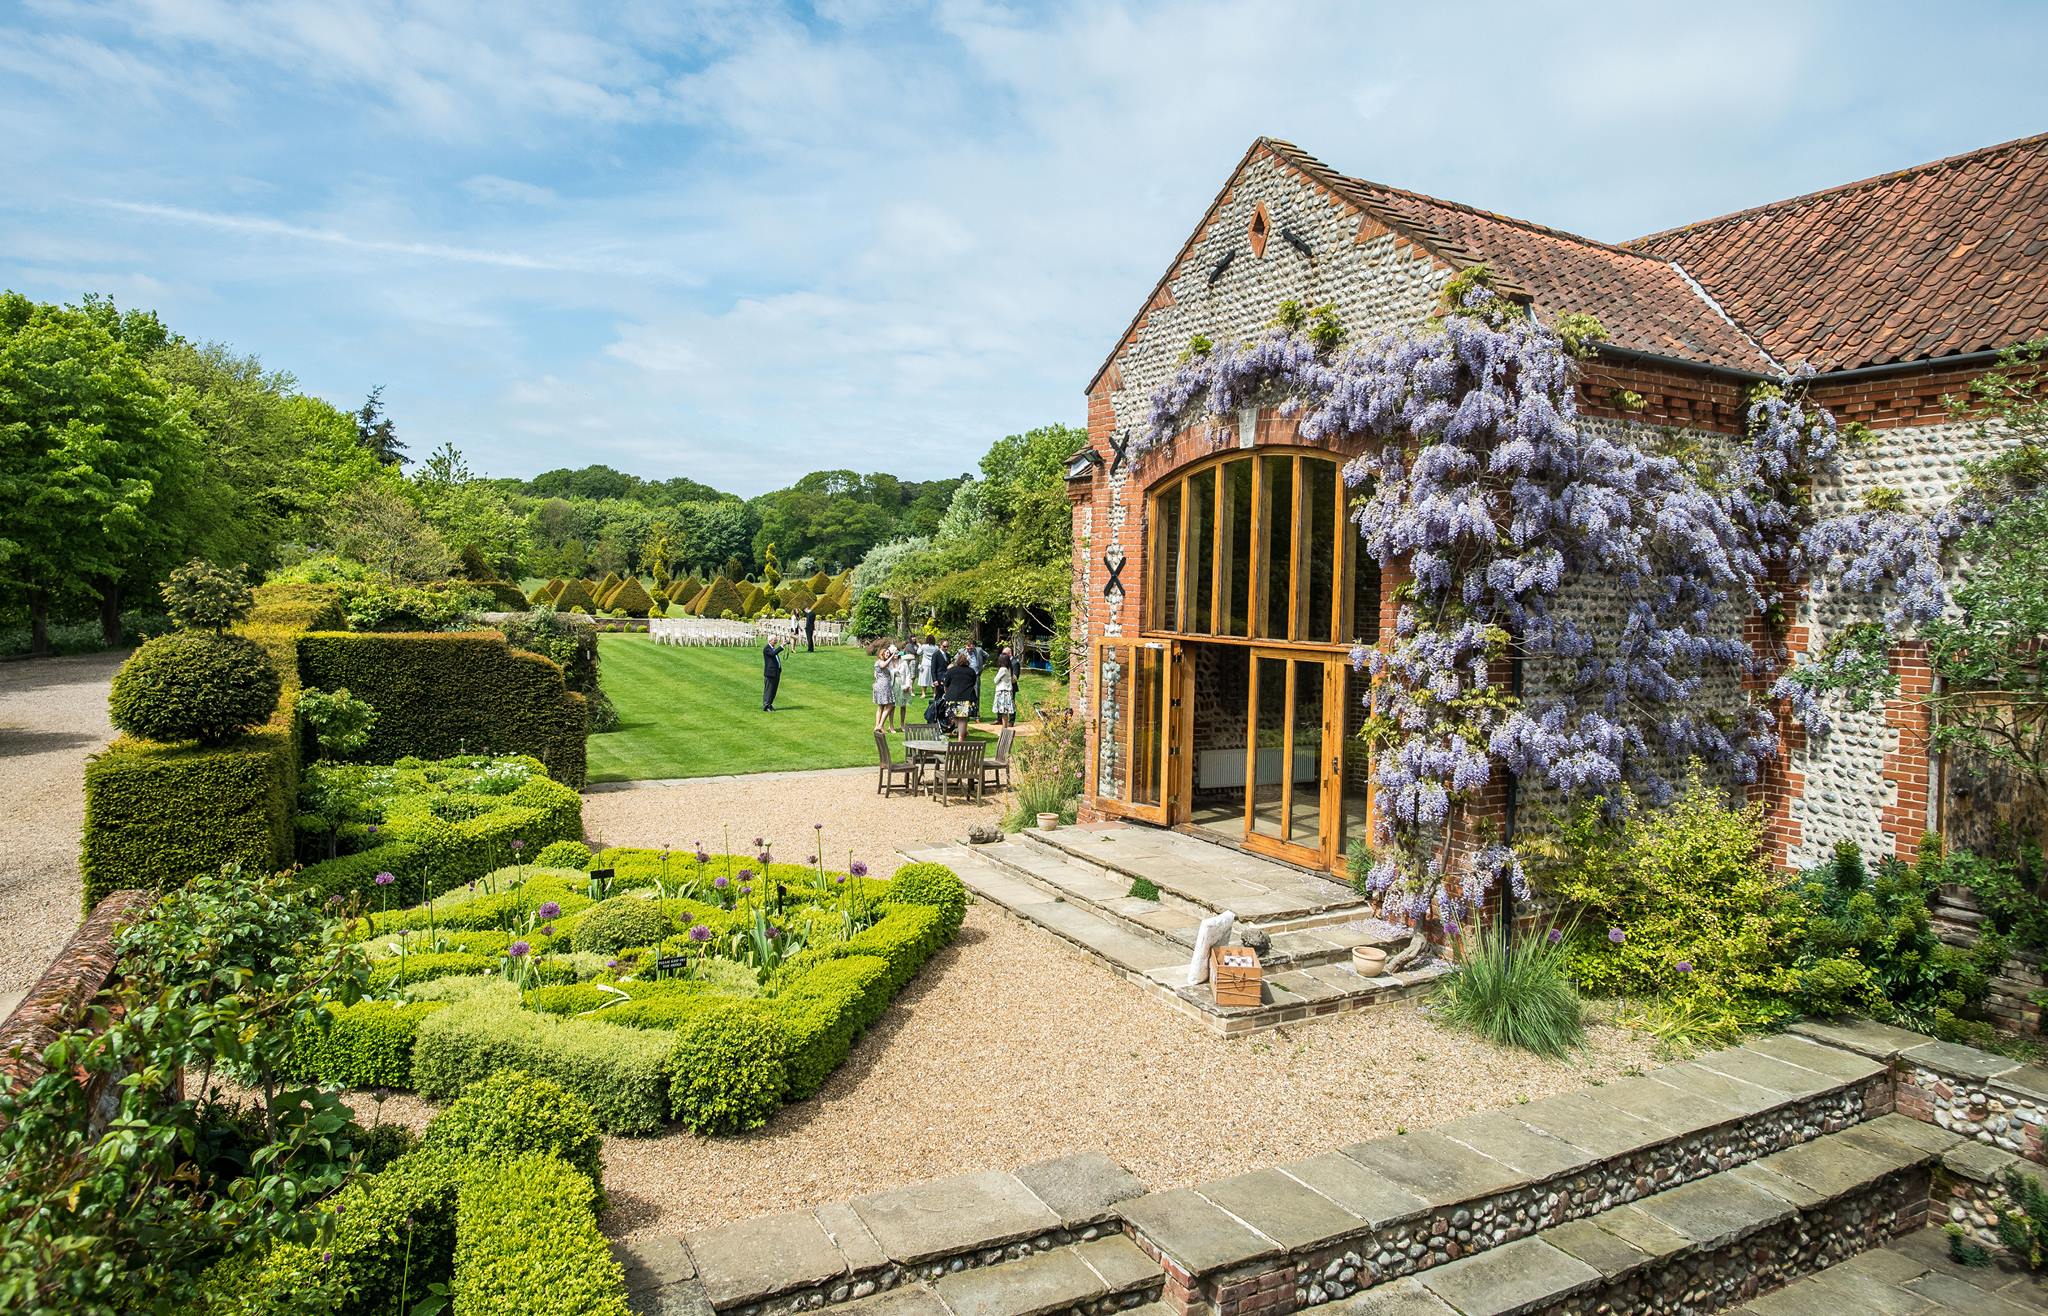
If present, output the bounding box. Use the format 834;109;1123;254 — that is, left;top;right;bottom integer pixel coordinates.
1280;226;1312;258
1208;248;1236;285
1102;551;1126;599
1107;430;1131;476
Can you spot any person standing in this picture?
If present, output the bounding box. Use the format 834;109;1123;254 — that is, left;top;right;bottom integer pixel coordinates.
803;606;817;652
870;642;894;731
942;651;979;740
920;635;944;694
761;639;785;712
993;646;1018;727
890;640;917;731
963;638;987;722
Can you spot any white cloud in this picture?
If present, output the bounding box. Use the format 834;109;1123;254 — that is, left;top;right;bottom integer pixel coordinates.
460;175;560;206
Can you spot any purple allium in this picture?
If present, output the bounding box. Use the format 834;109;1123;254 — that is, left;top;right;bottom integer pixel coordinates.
849;860;868;877
713;876;729;890
694;849;710;865
1607;927;1627;945
688;924;712;943
813;822;823;831
740;884;752;896
767;925;782;940
540;924;555;937
508;940;530;958
374;871;395;887
511;840;524;852
1546;928;1564;945
1674;960;1693;974
737;868;753;881
606;958;620;969
806;854;816;865
835;875;847;885
367;824;378;835
536;901;561;920
752;836;763;848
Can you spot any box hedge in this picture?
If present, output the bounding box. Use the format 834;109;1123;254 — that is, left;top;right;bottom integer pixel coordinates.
454;1153;630;1316
290;998;449;1088
297;632;588;786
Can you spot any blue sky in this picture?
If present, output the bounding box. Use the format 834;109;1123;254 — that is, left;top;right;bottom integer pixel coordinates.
3;1;2045;495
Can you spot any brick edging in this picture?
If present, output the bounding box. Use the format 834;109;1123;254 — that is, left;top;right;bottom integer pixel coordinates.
0;888;155;1090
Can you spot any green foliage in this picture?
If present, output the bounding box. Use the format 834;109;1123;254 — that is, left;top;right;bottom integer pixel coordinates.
109;630;281;746
535;839;593;870
1433;926;1585;1057
1776;622;1897;714
296;630;588;785
594;571;622;604
552;578;597;614
1005;705;1084;829
666;1007;789;1134
161;559;254;632
606;576;656;617
1128;877;1161;901
290;998;447;1088
695;575;744;619
1997;1166;2048;1270
886;862;968;938
418;1070;604;1192
294;685;377;760
571;895;671;955
850;588;892;638
452;1154;630;1316
1926;840;2048;954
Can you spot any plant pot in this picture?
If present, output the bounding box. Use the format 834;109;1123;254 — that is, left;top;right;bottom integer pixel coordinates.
1352;946;1388;978
1036;813;1060;831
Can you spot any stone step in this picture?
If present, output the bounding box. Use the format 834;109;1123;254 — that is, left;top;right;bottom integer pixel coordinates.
1332;1114;1960;1316
916;845;1190;975
1726;1224;2048;1315
671;1154;1151;1316
1019;827;1370;922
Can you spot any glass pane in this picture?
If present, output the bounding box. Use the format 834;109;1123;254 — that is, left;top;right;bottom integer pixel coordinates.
1250;656;1287;837
1154;486;1182;632
1305;461;1337;642
1340;666;1372;856
1261;456;1294;639
1131;646;1166;809
1287;659;1326;845
1096;646;1126;802
1224;460;1254;636
1190;643;1249;838
1187;467;1216;633
1351;528;1380;645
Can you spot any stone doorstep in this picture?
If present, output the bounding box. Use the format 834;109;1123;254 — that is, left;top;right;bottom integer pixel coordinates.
1017;827;1368;921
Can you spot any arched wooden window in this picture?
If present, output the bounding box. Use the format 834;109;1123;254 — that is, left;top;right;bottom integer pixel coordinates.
1145;450;1378;647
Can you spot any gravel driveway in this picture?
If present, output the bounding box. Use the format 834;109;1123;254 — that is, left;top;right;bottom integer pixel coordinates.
0;652;120;1007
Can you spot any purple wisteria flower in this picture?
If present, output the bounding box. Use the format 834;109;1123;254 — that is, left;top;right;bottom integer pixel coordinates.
374;871;395;887
688;924;712;943
1607;927;1627;946
508;940;530;958
536;901;561;920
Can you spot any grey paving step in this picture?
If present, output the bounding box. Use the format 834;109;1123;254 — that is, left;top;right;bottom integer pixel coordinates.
917;844;1189;975
1019;826;1369;921
1728;1225;2048;1316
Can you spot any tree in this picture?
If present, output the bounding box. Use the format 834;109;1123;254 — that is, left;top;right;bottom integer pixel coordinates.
323;479;451;581
413;443;526;578
353;385;404;466
0;293;207;653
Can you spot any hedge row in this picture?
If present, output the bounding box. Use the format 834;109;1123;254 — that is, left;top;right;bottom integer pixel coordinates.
297;632;588;786
453;1154;631;1316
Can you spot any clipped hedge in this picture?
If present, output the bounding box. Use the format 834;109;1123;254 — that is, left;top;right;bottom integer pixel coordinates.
419;1069;605;1192
297;632;588;786
606;577;656;617
290;998;449;1088
695;576;744;619
453;1153;630;1316
553;579;597;613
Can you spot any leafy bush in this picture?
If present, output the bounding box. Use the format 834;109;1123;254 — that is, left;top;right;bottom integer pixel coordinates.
696;576;745;620
1005;705;1084;830
667;1007;789;1134
535;839;593;870
606;577;656;617
1997;1166;2048;1270
418;1070;605;1192
290;998;447;1087
453;1154;630;1316
553;579;597;613
1433;927;1584;1057
850;589;892;638
295;685;377;760
109;631;281;746
885;862;968;938
572;895;672;955
161;559;254;632
1935;840;2048;954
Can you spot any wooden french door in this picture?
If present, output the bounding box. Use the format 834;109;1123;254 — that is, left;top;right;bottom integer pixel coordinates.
1242;647;1347;869
1092;638;1182;825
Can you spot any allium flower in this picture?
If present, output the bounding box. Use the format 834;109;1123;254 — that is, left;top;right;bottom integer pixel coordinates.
374;871;395;887
1546;928;1564;945
835;875;847;885
537;901;561;920
540;924;555;937
511;840;524;852
1674;960;1693;974
688;924;712;943
509;940;530;958
767;925;782;940
740;884;752;896
849;860;869;877
694;848;711;865
752;837;764;848
713;876;729;890
813;822;823;830
367;824;378;835
738;868;754;881
607;959;620;969
806;854;817;865
1607;927;1626;945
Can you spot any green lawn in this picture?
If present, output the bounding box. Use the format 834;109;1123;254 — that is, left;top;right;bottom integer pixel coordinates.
586;635;1060;783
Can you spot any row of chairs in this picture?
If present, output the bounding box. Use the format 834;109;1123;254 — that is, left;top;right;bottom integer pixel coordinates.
875;726;1014;805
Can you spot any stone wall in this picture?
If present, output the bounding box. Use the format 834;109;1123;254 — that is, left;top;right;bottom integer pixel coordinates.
0;889;154;1098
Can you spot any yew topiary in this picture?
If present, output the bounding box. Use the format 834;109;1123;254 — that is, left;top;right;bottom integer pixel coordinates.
109;631;281;745
696;576;745;620
607;577;656;618
594;572;623;603
779;583;816;615
553;579;598;614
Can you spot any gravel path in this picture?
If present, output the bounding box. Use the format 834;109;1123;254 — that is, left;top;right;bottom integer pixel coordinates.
569;768;1658;1243
0;652;121;1005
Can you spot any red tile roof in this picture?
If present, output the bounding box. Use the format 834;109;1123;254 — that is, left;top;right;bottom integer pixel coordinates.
1626;132;2048;372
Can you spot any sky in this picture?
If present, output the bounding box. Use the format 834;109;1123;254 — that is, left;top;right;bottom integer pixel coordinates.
3;1;2045;497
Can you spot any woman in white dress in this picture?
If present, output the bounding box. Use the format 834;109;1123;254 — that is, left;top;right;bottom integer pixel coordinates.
871;643;896;732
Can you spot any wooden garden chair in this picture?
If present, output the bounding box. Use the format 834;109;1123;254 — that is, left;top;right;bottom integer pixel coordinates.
875;730;919;797
981;726;1016;792
936;741;986;806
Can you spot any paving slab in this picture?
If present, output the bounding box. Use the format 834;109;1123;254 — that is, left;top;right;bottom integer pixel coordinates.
1648;1059;1787;1117
1743;1031;1889;1084
1727;1161;1828;1210
1596;1073;1745;1136
1418;1236;1601;1316
1027;901;1186;974
1277;1151;1430;1229
1841;1112;1961;1159
1511;1089;1667;1159
1118;1188;1280;1274
1197;1168;1364;1251
1075;1235;1164;1292
834;1285;952;1316
1013;1152;1148;1228
1585;1203;1692;1261
934;1246;1105;1316
1897;1038;2022;1082
685;1210;847;1309
1994;1064;2048;1104
851;1170;1061;1265
1323;1277;1458;1315
1789;1016;1940;1061
1633;1173;1791;1249
1435;1110;1594;1180
1690;1045;1841;1100
1802;1261;1943;1316
1758;1132;1908;1199
816;1199;889;1273
1904;1268;2043;1316
1942;1138;2020;1183
1541;1216;1653;1279
1342;1131;1526;1206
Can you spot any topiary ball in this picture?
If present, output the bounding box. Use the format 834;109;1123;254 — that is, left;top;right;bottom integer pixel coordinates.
885;862;968;938
571;895;671;955
417;1069;604;1192
108;631;281;745
534;839;594;870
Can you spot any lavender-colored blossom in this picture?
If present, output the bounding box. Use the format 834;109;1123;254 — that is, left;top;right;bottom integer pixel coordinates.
508;940;530;958
849;860;869;877
374;871;395;887
688;925;712;943
1674;960;1693;974
694;848;711;865
713;876;729;890
536;901;561;920
1546;928;1564;945
511;840;524;852
540;924;554;937
1607;927;1626;946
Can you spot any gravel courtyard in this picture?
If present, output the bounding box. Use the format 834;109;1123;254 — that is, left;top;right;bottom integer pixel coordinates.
0;652;119;1006
573;769;1658;1243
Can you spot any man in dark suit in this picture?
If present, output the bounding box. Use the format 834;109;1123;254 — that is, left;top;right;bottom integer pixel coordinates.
762;640;785;711
802;607;817;652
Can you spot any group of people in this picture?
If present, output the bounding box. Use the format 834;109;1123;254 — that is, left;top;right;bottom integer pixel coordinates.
869;635;1019;737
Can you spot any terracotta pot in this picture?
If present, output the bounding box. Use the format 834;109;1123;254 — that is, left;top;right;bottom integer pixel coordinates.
1036;813;1060;831
1353;946;1388;978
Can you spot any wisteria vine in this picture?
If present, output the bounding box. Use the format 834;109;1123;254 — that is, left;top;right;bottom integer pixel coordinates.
1142;277;1963;933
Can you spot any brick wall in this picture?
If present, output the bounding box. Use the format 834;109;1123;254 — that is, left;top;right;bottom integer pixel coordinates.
0;889;154;1095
